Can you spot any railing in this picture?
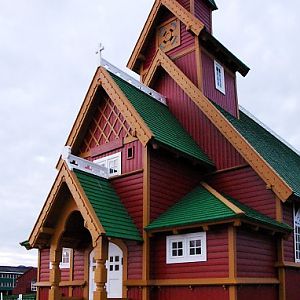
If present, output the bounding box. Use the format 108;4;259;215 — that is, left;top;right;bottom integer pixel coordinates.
3;294;35;300
62;147;108;179
101;58;167;106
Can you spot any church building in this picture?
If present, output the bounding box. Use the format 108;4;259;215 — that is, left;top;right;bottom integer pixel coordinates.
22;0;300;299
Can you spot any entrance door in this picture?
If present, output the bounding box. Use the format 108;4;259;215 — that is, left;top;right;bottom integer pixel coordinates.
89;243;123;300
107;243;123;298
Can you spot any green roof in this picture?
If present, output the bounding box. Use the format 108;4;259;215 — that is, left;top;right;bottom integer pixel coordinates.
217;106;300;197
110;72;214;167
74;169;142;241
146;185;291;232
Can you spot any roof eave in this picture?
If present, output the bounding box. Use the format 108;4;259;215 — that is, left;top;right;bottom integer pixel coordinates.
199;29;250;77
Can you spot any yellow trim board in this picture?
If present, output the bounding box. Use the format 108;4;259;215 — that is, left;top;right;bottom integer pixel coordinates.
143;49;293;202
127;0;204;73
65;66;153;156
28;162;104;248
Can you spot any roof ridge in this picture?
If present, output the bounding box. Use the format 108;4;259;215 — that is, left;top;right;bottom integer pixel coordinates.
101;58;167;105
201;182;244;215
239;105;300;156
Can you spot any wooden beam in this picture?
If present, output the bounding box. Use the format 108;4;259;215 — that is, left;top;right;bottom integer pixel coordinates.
143;49;293;202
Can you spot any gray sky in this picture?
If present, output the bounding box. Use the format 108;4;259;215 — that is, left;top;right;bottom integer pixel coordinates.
0;0;299;266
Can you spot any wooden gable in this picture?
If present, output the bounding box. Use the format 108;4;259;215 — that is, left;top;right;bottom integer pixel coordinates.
79;92;133;157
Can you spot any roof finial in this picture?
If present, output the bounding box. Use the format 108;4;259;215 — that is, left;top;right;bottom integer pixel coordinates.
96;43;105;66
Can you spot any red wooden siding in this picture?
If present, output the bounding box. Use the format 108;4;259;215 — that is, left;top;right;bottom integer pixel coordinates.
283;202;294;262
208;166;276;219
79;94;132;155
150;286;229;300
60;268;69;282
39;248;50;282
237;285;278;300
150;229;229;279
126;241;143;279
285;269;300;300
91;140;143;174
13;268;37;295
112;171;143;232
60;287;69;297
202;50;238;117
153;72;245;170
174;51;198;86
236;229;277;278
127;287;142;300
73;249;85;280
150;151;202;221
72;287;84;298
195;0;212;32
39;287;49;300
177;0;190;11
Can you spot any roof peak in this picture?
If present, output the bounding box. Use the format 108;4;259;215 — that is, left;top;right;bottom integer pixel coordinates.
101;58;167;105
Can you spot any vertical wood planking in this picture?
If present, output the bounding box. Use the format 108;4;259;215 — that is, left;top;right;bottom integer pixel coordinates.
194;0;212;32
151;285;229;300
285;269;300;300
237;285;278;300
283;202;294;261
127;287;143;300
111;172;144;232
39;288;50;300
153;72;245;170
208;166;277;219
202;51;238;117
150;151;202;221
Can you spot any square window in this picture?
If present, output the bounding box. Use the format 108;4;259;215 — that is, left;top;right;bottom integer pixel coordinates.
127;147;134;159
60;248;71;269
94;152;121;177
167;232;207;264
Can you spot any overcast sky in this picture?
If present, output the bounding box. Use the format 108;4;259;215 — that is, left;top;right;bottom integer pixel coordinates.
0;0;299;267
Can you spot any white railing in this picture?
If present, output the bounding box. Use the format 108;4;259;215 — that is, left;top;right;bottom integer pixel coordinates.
101;58;167;105
62;146;108;179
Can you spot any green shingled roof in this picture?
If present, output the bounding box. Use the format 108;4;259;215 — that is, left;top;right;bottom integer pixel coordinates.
217;105;300;197
74;169;142;241
146;185;291;232
110;72;214;167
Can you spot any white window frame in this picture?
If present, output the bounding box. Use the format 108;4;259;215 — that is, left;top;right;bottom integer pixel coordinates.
214;60;226;94
31;280;37;292
294;206;300;262
166;232;207;264
93;152;122;177
60;248;71;269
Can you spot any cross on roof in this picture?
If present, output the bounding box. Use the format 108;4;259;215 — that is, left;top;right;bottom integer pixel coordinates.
96;43;105;66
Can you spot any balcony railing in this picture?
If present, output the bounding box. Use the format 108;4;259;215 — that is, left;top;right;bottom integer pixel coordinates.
62;147;108;179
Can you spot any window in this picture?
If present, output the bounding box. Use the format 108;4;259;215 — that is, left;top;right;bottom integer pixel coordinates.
214;60;226;94
166;232;207;264
294;208;300;262
94;152;121;177
60;248;71;269
31;280;37;292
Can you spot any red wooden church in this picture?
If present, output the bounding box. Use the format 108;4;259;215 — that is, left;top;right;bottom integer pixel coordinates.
22;0;300;300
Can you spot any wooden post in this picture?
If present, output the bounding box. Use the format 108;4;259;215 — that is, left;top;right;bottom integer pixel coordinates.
93;236;108;300
228;226;237;300
49;247;62;300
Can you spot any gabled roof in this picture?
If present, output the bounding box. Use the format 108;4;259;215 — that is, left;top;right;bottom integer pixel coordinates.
199;29;250;77
74;169;142;241
217;105;300;198
110;72;214;166
143;49;293;201
64;66;213;168
146;183;291;232
127;0;205;73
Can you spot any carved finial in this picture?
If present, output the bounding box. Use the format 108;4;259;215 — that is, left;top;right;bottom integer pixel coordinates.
96;43;105;66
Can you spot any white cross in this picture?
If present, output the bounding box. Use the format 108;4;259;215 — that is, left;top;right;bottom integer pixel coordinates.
96;43;105;66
